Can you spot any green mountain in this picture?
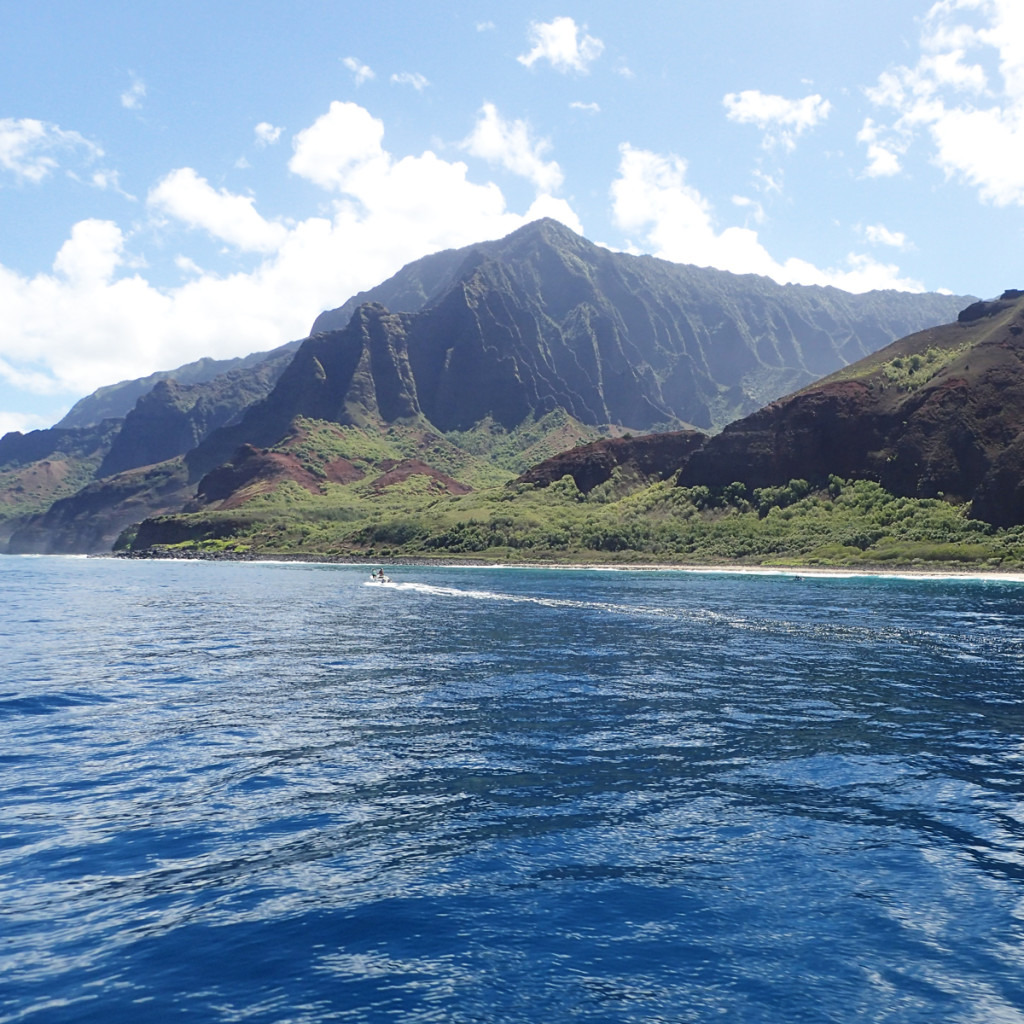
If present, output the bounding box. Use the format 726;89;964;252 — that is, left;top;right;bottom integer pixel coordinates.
2;219;972;555
122;291;1024;569
1;343;300;552
305;218;970;433
677;289;1024;525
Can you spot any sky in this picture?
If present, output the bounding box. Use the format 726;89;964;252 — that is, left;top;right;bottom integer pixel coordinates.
1;0;1022;435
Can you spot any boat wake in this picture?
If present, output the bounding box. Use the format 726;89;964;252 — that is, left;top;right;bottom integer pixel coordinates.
365;578;728;624
360;578;1021;661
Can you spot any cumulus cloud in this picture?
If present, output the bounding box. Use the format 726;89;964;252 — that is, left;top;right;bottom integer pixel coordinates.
391;72;429;91
723;89;832;150
254;122;283;147
120;74;146;110
148;168;290;253
0;117;103;184
0;101;584;414
342;56;375;85
518;17;604;74
462;103;564;193
611;143;924;292
53;219;125;285
864;0;1024;205
287;101;389;192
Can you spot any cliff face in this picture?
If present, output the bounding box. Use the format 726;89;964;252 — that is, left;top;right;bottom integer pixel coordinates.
186;219;971;486
6;458;191;555
1;346;298;553
678;290;1024;525
306;219;972;434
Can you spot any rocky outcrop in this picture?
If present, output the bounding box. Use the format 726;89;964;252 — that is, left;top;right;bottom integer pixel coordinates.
194;443;366;510
678;290;1024;525
518;431;706;493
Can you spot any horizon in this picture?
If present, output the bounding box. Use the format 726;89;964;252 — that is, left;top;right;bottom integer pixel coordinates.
2;1;1021;433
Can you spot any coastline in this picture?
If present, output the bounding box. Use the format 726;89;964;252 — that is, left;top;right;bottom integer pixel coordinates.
103;549;1024;583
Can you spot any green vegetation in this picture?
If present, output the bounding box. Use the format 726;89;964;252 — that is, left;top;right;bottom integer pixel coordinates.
879;345;970;392
128;454;1024;571
811;339;972;395
442;409;613;474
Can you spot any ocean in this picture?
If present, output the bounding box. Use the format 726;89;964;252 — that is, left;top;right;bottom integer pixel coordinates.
3;555;1024;1023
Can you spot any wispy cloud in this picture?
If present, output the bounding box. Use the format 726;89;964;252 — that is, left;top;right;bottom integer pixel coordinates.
120;73;146;110
864;224;910;249
148;168;289;253
856;118;906;178
391;71;429;92
723;90;831;151
342;56;375;85
518;17;603;74
463;102;564;194
0;117;104;184
254;122;283;147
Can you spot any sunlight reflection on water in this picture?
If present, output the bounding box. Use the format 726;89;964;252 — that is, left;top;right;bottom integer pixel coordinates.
3;557;1024;1022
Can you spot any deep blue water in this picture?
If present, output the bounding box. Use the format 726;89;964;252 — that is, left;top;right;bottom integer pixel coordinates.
3;555;1024;1023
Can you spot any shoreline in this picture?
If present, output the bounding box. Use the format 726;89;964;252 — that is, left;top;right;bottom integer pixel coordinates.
103;549;1024;583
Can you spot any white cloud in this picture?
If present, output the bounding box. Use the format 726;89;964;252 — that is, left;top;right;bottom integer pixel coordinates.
254;122;283;147
391;72;429;92
611;143;924;292
857;118;906;177
723;89;831;150
0;118;103;184
462;103;564;193
865;0;1024;205
570;101;601;114
342;56;375;85
120;74;146;110
288;101;389;192
53;219;124;285
518;17;604;74
864;224;910;249
89;168;133;198
148;168;290;253
0;101;585;413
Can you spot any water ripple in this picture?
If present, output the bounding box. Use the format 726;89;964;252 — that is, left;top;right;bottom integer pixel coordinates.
3;558;1024;1022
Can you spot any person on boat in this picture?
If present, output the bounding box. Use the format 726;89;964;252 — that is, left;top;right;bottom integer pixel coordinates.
374;568;387;580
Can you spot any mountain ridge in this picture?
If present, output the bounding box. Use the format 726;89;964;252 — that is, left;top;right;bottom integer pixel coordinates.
1;219;976;554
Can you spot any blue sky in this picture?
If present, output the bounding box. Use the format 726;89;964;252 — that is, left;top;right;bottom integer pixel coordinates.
2;0;1022;433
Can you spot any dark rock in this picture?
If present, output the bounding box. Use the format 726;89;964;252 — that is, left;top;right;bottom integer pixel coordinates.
518;430;707;493
677;291;1024;526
